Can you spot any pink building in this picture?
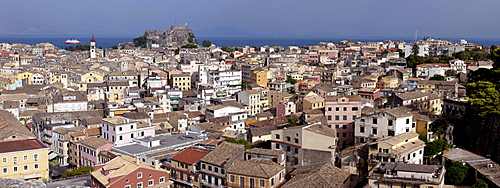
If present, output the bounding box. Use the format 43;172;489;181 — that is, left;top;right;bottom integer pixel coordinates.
276;101;296;117
79;137;114;167
102;116;155;147
325;95;362;149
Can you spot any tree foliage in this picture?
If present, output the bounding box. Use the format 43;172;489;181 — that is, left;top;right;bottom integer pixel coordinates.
65;45;90;52
445;69;458;77
287;117;298;127
221;46;234;52
286;77;297;84
424;139;451;157
60;166;93;178
452;48;489;61
202;40;212;47
430;119;449;138
133;36;147;47
411;43;419;56
472;179;489;188
490;48;500;69
429;74;446;81
181;44;198;48
445;161;469;185
467;81;500;116
223;137;251;150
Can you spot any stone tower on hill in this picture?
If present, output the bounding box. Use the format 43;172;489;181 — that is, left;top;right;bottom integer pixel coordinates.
144;24;197;48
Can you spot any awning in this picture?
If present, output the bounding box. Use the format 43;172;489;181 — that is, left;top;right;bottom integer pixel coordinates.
24;173;42;179
48;152;58;160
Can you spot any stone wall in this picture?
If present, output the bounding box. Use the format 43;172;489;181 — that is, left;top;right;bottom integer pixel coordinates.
144;24;197;48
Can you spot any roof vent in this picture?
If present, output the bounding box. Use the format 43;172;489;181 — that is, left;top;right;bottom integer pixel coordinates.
487;164;494;168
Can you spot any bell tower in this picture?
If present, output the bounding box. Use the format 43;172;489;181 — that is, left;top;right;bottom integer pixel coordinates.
90;35;96;58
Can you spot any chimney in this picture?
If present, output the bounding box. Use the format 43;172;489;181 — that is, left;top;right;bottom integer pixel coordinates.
154;160;159;170
136;156;140;164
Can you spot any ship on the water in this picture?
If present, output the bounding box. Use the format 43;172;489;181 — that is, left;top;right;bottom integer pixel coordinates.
65;39;81;44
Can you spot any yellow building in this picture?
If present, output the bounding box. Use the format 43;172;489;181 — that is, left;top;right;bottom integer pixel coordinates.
250;69;268;87
17;71;44;85
227;159;285;188
368;132;425;166
81;71;105;83
302;95;325;111
0;139;50;181
170;74;191;91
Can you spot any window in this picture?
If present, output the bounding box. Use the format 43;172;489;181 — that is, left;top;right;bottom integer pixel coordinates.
352;107;359;111
260;179;265;187
221;169;225;174
131;125;134;129
125;186;130;188
13;166;17;172
360;127;365;133
412;123;416;128
240;176;245;187
119;135;123;140
335;124;339;129
202;164;206;169
34;154;38;161
343;115;347;120
250;178;255;188
131;133;134;138
271;177;275;186
402;184;407;188
373;128;378;134
137;172;142;178
294;138;299;143
275;134;280;139
119;127;123;131
230;175;235;182
353;115;357;120
335;115;339;120
343;107;347;111
295;148;299;154
34;163;39;169
159;177;165;183
327;115;332;120
13;157;17;163
286;136;291;141
2;167;6;173
373;118;378;124
215;167;219;173
148;180;154;186
137;182;143;188
342;133;347;137
2;158;6;163
275;143;280;149
23;155;28;161
406;118;410;124
328;107;332;111
335;107;339;111
208;166;212;171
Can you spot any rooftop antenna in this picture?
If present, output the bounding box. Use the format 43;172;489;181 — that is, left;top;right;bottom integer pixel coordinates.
413;30;418;43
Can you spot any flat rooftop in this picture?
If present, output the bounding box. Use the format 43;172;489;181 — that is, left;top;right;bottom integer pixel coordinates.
112;132;206;156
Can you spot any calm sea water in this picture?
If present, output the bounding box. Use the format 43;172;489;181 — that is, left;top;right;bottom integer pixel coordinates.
1;35;500;49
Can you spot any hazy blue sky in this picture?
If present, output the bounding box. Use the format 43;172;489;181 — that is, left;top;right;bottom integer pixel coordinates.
1;0;499;38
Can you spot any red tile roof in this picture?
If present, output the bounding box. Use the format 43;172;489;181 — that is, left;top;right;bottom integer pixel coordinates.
0;139;47;153
171;147;210;165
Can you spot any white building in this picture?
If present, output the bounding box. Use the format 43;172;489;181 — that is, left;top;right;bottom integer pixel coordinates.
404;43;429;58
355;107;415;145
237;90;261;116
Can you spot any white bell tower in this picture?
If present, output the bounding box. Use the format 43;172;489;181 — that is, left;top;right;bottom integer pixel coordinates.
90;35;96;58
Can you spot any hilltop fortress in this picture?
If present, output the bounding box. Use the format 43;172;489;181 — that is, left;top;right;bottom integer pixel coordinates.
144;24;197;48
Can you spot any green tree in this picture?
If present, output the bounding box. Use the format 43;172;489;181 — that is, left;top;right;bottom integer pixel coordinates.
472;179;489;188
429;74;446;81
445;161;469;185
223;137;251;150
111;45;118;49
181;44;198;48
467;81;500;116
133;36;147;47
490;48;500;68
424;139;451;157
287;117;298;127
445;69;458;77
430;119;449;138
221;46;234;52
286;77;297;84
60;166;94;178
202;40;212;47
411;43;420;56
174;48;180;55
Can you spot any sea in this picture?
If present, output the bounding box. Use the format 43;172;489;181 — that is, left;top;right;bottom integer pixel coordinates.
1;35;500;49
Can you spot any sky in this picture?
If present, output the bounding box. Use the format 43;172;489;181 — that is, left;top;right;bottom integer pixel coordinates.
1;0;500;39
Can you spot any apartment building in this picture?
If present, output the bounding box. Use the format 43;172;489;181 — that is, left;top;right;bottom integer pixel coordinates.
0;139;49;181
